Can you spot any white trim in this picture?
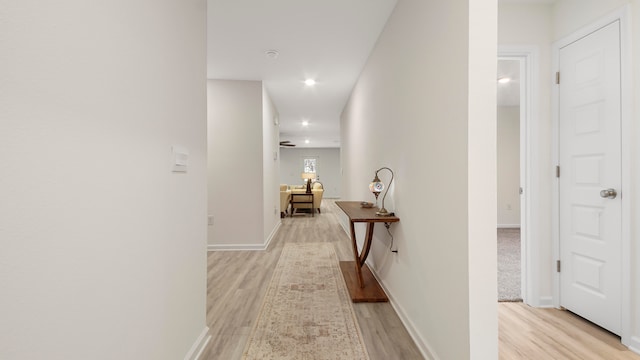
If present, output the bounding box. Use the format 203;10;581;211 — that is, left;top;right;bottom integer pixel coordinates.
498;46;539;307
537;296;554;308
617;5;633;350
367;263;440;360
183;327;211;360
497;224;521;229
551;5;632;346
264;220;281;250
629;337;640;356
208;222;280;251
551;35;561;310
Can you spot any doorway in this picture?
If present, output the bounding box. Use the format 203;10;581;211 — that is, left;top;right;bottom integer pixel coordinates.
497;47;538;305
552;7;633;347
497;58;523;302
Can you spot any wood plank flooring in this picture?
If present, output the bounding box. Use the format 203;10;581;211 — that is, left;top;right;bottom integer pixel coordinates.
202;200;423;360
499;303;639;360
201;199;639;359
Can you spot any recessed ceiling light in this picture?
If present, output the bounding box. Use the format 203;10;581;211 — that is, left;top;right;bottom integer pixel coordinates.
304;79;316;86
302;120;309;126
265;50;279;59
305;139;310;144
498;77;511;84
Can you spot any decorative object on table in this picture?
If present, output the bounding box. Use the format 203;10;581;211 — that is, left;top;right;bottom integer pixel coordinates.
368;167;394;216
360;201;374;208
301;172;316;194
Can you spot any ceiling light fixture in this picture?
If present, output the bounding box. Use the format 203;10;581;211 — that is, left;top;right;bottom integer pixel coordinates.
302;120;309;126
305;139;310;144
265;50;279;59
498;77;511;84
304;79;316;86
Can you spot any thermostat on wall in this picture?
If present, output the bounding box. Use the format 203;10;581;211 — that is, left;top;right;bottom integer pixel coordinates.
172;146;188;173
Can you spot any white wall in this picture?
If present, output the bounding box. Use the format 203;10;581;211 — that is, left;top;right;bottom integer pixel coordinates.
340;0;497;358
552;0;630;39
262;87;281;241
497;107;521;227
207;80;280;249
207;80;264;247
0;1;208;359
280;147;341;198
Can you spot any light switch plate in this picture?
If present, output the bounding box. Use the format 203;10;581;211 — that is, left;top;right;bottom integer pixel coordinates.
172;146;188;172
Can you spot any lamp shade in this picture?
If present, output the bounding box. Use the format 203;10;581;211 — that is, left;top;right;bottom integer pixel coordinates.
369;167;394;216
369;179;384;193
301;172;316;181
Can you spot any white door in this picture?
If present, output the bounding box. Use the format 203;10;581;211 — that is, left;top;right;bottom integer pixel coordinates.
558;20;621;335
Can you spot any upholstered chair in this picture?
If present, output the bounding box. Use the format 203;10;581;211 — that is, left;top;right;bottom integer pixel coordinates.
279;184;291;218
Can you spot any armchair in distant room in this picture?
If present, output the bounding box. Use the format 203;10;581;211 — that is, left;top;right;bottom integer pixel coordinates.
311;181;324;213
279;184;291;218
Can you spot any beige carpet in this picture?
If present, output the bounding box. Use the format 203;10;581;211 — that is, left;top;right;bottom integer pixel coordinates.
242;242;370;360
498;228;522;302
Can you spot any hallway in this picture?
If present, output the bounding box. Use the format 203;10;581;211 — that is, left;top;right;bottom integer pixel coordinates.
202;200;424;359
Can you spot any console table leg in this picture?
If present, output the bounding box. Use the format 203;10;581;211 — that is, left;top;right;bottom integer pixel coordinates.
359;222;375;266
348;221;365;288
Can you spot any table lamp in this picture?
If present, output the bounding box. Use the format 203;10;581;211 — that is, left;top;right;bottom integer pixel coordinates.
301;172;316;194
369;167;394;216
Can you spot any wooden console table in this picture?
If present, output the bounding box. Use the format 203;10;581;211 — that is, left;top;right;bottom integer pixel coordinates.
335;201;399;302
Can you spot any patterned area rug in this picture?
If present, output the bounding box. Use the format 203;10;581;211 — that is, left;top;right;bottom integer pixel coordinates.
242;243;370;360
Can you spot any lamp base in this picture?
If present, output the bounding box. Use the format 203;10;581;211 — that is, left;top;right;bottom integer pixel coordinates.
376;208;392;216
305;180;312;194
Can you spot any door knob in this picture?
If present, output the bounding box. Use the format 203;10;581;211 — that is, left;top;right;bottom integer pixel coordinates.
600;188;617;199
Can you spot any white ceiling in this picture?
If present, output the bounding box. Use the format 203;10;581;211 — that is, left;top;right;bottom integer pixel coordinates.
207;1;538;148
207;0;398;148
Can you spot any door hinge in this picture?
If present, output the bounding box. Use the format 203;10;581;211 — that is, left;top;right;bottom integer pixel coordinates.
556;71;560;84
519;187;523;195
556;165;560;178
556;260;561;272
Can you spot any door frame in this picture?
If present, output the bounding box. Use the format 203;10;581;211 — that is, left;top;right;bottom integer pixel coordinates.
497;46;538;306
551;6;633;347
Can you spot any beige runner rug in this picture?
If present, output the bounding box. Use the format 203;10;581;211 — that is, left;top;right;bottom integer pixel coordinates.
242;242;370;360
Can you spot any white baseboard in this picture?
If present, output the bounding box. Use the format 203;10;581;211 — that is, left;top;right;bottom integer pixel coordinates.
537;296;554;308
208;243;267;251
207;222;280;251
497;224;521;229
626;336;640;355
264;221;281;250
367;263;440;360
183;326;211;360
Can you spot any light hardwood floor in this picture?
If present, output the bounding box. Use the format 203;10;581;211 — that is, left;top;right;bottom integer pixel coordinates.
202;200;423;360
202;200;639;360
499;303;639;360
